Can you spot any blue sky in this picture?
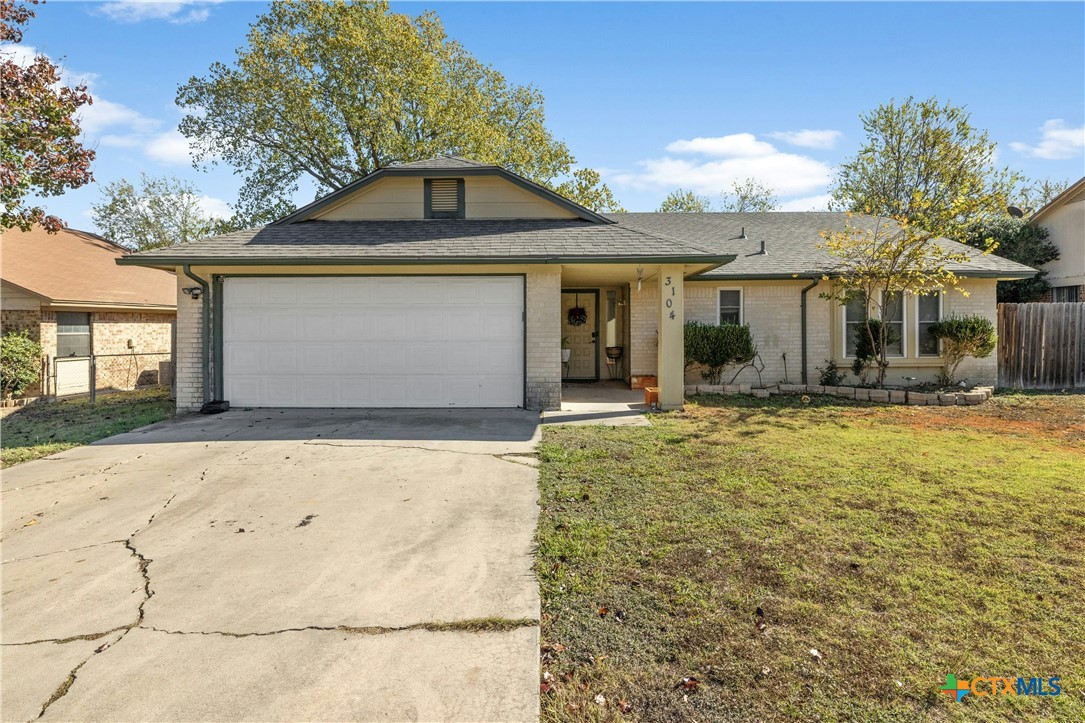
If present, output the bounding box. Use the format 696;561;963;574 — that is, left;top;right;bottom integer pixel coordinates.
11;1;1085;230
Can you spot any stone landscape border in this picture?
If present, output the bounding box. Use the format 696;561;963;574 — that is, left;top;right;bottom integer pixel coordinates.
685;383;994;406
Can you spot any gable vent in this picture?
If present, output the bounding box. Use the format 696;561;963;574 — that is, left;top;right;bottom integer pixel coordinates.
425;178;465;218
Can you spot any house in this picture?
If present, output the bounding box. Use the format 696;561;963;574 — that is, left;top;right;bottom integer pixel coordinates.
1;225;176;396
118;157;1034;412
1030;176;1085;302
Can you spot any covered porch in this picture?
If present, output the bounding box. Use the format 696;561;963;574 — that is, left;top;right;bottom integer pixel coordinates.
555;262;706;411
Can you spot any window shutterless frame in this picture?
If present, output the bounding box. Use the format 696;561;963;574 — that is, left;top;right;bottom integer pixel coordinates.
56;311;91;357
716;287;743;325
840;292;905;358
916;291;942;357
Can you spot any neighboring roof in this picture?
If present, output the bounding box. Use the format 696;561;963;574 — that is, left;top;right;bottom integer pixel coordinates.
117;219;733;267
2;225;176;308
273;156;614;225
1030;176;1085;224
392;156;490;170
609;212;1037;280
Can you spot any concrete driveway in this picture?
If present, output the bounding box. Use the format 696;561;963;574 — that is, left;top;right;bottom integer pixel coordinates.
2;409;542;722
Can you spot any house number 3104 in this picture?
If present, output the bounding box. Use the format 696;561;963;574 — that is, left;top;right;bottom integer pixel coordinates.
664;276;676;319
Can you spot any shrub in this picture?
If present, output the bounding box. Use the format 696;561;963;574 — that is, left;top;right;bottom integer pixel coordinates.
816;359;847;387
851;319;899;385
928;315;997;384
1;331;43;397
684;322;757;385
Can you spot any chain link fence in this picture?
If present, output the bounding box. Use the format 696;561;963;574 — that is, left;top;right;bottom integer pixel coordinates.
52;352;172;401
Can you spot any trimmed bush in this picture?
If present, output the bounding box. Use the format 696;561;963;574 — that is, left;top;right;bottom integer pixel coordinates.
851;319;899;385
684;322;757;385
928;315;997;384
1;331;43;398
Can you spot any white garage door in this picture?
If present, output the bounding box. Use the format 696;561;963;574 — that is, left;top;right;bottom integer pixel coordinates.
222;276;524;408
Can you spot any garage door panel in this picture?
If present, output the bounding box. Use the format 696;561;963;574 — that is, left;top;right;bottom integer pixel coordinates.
223;276;523;408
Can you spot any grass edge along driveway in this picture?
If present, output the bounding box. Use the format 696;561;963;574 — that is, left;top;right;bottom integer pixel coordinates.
535;392;1084;722
1;388;173;467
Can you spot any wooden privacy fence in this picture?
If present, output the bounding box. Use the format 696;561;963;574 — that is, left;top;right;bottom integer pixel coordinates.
998;303;1085;389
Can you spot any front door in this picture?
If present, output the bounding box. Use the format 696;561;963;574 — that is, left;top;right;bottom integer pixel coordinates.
561;290;598;380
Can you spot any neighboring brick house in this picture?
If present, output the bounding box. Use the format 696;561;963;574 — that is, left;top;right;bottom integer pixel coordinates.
1;225;176;396
1031;176;1085;302
118;157;1034;413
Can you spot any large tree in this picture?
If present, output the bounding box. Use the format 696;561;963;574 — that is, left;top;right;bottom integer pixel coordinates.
963;217;1059;302
830;96;1020;237
719;178;778;212
658;188;711;213
1015;177;1072;215
176;0;620;223
658;179;778;213
821;97;1016;387
1;0;95;232
91;174;229;250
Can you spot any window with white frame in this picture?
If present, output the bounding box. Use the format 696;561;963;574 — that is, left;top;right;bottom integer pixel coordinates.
844;294;867;356
917;292;942;356
881;292;904;357
718;289;742;325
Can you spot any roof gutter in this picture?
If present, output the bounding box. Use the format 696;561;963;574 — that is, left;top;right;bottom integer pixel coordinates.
800;276;821;385
118;254;737;268
182;265;211;405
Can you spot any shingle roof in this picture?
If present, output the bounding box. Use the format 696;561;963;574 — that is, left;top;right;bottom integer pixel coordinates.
391;156;490;170
2;225;176;308
117;219;729;266
608;212;1037;279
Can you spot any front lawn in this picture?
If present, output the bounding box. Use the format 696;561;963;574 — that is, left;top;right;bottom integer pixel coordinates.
536;392;1085;721
1;388;174;467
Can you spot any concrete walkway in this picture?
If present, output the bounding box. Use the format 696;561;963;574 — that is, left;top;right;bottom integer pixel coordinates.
542;381;651;426
2;409;542;722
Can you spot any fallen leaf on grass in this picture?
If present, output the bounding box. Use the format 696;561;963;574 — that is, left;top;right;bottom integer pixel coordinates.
560;672;574;683
618;699;633;713
540;681;553;695
756;620;767;632
674;677;700;691
594;694;606;706
810;648;823;662
541;642;567;654
597;606;609;618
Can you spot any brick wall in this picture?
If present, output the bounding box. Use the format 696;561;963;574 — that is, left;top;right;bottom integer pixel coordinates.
91;311;174;391
175;273;204;411
526;270;561;410
944;278;997;386
632;277;999;390
0;309;41;340
629;282;658;377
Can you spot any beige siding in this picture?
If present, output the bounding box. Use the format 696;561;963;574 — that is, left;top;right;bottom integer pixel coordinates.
1;282;41;311
314;177;424;220
1038;195;1085;288
310;175;577;221
464;177;576;219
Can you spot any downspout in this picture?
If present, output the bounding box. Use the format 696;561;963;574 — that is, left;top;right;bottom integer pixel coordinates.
182;265;211;405
800;277;821;385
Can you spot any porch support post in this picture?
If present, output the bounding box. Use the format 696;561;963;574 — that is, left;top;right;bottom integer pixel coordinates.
656;264;685;410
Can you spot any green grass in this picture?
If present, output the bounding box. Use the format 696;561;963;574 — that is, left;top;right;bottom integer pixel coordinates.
1;388;174;467
536;393;1085;721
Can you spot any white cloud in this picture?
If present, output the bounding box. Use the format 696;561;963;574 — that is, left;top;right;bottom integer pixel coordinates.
665;133;776;158
1010;119;1085;160
768;129;842;150
95;1;219;24
144;130;196;165
779;194;833;212
196;195;232;220
79;98;160;135
613;134;833;197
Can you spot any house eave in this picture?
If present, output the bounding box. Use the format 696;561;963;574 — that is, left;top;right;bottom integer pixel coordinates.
117;254;737;269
